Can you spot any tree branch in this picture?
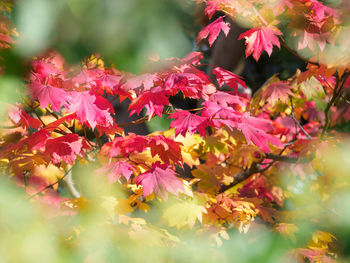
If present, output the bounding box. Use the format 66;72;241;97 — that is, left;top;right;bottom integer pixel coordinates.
321;73;348;138
219;152;313;193
64;165;81;198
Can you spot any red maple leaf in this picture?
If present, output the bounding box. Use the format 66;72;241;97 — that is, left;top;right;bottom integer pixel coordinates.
197;17;230;46
30;79;69;111
9;106;42;130
212;67;246;91
234;113;282;152
260;82;294;104
45;113;77;132
68;91;114;129
201;101;240;129
124;73;159;92
169;110;207;137
209;91;245;107
97;161;135;183
181;52;204;65
101;133;149;158
136;162;183;200
31;59;63;81
13;129;50;152
238;26;282;61
165;72;206;99
128;86;169;118
72;69;100;90
94;73;123;96
45;134;90;164
148;135;183;164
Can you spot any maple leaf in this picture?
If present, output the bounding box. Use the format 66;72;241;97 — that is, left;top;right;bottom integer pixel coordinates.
45;134;90;164
68;91;114;129
212;67;246;91
201;101;240;129
169;110;207;137
164;71;211;99
72;68;101;89
136;162;183;200
197;17;230;46
124;73;158;92
98;161;135;183
31;59;63;81
298;76;324;100
14;129;51;151
238;26;282;61
181;52;203;65
234;113;282;152
44;113;77;132
8;106;42;130
260;82;294;104
148;135;182;164
128;87;169;118
32;164;64;190
101;133;149;158
162;202;206;229
94;73;123;96
209;91;245;107
29;79;69;111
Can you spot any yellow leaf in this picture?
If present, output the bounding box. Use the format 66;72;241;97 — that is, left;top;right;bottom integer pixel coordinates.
298;76;324;100
115;198;134;215
32;163;64;190
162;201;206;229
101;196;118;219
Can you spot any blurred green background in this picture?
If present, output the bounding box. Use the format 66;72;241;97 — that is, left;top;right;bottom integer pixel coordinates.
13;0;196;73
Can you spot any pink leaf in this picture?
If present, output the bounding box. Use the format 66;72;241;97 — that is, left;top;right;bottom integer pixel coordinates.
98;161;135;183
238;26;282;61
128;87;169;118
136;162;183;200
45;134;90;164
169;110;207;137
30;80;69;111
124;73;158;92
94;73;123;95
68;91;114;129
209;91;245;107
164;71;210;99
235;113;282;152
101;133;149;158
212;67;246;91
260;82;294;104
148;135;183;164
197;17;230;46
9;106;42;130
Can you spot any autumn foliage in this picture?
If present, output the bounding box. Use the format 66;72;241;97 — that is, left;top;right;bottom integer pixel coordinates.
1;0;350;262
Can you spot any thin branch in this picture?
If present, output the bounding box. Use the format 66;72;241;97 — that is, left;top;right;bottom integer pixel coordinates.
219;148;313;193
94;130;102;149
118;116;149;128
27;165;74;200
64;165;81;198
280;39;319;66
30;108;46;127
265;153;312;164
219;163;259;192
321;73;348;138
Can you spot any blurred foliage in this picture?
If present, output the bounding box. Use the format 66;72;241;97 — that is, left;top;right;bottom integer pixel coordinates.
1;0;350;262
1;138;350;262
13;0;196;72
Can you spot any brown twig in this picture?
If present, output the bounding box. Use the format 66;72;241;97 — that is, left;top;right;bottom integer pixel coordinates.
27;165;74;200
321;73;349;138
280;39;319;66
219;150;313;193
